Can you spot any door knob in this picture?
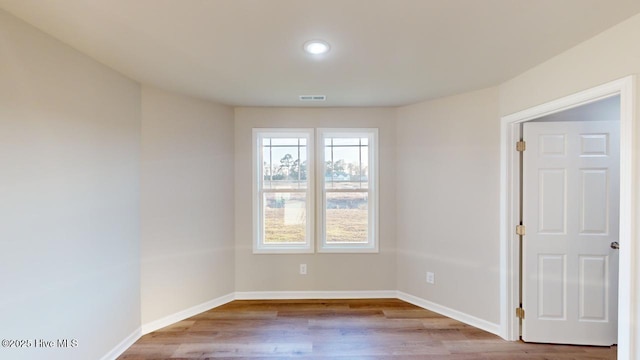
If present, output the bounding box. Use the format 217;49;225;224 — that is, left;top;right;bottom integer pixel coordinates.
611;241;620;250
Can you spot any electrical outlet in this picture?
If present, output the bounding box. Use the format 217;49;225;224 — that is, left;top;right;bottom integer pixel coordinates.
299;264;307;275
426;271;435;284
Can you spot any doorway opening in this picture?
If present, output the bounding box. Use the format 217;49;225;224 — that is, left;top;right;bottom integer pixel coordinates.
499;76;635;358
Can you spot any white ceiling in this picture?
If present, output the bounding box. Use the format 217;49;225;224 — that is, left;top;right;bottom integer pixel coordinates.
2;0;639;107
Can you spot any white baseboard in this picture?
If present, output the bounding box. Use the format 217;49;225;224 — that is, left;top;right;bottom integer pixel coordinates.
104;290;502;360
234;290;398;300
100;326;141;360
141;292;235;334
397;291;501;336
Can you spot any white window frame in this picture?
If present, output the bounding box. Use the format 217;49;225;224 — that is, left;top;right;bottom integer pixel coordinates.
317;128;379;253
252;128;315;254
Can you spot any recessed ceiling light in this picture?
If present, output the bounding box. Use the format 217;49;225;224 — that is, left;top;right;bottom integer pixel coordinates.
303;40;330;55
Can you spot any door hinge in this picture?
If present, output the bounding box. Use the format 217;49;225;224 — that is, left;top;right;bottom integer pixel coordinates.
516;140;526;152
516;307;525;319
516;225;526;236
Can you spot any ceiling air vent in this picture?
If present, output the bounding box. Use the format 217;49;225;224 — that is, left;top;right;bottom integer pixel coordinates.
299;95;326;101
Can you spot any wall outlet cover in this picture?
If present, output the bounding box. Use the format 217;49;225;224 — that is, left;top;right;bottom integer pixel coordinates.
426;272;435;284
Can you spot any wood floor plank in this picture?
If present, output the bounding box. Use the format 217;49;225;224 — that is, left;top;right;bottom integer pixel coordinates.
308;317;425;330
422;318;477;330
118;299;616;359
189;318;308;332
171;341;314;358
383;309;443;319
117;344;181;359
190;311;278;320
153;320;196;332
276;308;384;319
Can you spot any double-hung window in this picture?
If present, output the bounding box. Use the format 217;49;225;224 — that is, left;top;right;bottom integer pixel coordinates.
252;128;378;253
253;129;314;253
318;129;378;252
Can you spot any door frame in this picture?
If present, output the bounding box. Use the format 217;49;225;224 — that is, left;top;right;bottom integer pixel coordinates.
499;76;636;358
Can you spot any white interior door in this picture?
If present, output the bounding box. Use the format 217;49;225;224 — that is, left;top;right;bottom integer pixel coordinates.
522;120;619;345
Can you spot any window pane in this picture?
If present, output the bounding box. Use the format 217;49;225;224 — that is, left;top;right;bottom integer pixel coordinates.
266;142;307;189
325;192;368;243
360;148;369;189
295;147;308;189
262;146;272;189
271;138;299;146
333;146;359;170
327;181;362;190
332;138;360;146
324;138;368;190
360;147;369;169
264;192;307;244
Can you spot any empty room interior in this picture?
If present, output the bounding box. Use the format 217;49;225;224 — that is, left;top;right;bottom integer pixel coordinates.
2;1;640;359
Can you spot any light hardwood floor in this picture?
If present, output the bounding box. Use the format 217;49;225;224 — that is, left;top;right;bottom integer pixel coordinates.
119;299;616;359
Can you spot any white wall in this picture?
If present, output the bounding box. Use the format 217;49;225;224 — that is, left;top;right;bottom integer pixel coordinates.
234;107;396;292
0;9;141;360
141;85;235;326
499;12;640;358
395;87;501;326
